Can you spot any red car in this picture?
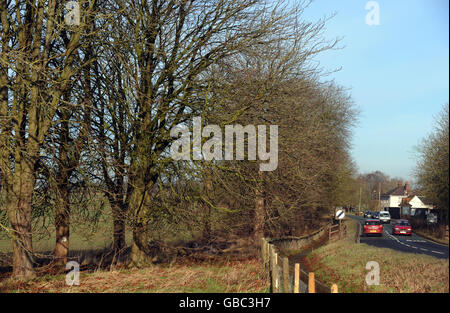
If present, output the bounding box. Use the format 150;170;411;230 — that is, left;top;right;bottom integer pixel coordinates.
393;220;412;236
363;219;383;236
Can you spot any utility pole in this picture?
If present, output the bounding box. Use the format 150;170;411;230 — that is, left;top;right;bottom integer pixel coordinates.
378;182;381;210
358;186;362;214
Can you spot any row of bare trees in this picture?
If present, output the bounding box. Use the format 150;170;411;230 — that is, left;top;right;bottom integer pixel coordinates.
0;0;358;279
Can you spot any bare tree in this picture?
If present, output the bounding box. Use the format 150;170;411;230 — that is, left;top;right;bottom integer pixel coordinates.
415;104;449;224
0;0;98;278
100;0;311;267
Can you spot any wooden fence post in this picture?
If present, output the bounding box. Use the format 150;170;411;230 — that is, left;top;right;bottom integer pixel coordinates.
308;272;315;293
269;245;275;293
261;237;266;266
331;284;338;293
282;257;289;293
294;263;300;293
271;249;279;293
261;238;267;267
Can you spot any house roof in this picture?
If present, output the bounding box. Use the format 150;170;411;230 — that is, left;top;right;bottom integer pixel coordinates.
417;196;433;205
400;195;415;206
399;194;434;208
382;185;407;196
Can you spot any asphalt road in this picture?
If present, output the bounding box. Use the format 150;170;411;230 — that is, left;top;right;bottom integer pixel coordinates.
349;215;449;259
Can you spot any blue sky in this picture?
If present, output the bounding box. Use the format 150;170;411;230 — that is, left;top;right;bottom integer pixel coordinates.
300;0;449;182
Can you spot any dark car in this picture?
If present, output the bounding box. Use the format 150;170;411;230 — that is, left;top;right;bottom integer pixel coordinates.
372;212;380;219
393;219;412;236
363;211;372;218
363;219;383;236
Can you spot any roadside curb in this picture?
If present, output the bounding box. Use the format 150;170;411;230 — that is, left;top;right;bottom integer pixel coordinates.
347;215;362;243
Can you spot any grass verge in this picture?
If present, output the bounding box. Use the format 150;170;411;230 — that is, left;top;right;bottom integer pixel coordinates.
302;219;449;293
413;229;449;246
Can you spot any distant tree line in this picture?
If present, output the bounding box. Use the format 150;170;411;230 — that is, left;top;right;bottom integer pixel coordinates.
350;171;405;211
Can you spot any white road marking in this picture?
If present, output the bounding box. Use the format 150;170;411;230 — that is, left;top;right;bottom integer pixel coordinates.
386;232;401;243
383;229;435;252
357;218;448;257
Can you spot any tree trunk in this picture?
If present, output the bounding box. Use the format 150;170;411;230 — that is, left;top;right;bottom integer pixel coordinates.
128;184;153;268
130;224;152;268
202;166;213;241
254;191;265;240
54;102;72;265
253;172;265;240
203;207;212;241
112;202;126;254
7;174;35;279
54;199;70;264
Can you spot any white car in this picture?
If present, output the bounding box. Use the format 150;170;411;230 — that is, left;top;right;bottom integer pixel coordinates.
379;211;391;224
427;213;437;224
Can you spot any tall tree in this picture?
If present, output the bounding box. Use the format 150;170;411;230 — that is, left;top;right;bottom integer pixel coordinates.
0;0;98;278
104;0;307;267
415;104;449;224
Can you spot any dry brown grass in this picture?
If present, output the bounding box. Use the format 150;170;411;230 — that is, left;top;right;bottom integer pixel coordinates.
0;257;269;293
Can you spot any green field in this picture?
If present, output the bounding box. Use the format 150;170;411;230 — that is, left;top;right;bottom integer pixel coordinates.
0;206;134;260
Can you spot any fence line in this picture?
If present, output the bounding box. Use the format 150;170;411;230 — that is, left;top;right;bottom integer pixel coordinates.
329;221;347;241
262;221;347;293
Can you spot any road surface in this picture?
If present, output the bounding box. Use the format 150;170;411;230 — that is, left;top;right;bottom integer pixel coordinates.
350;215;449;259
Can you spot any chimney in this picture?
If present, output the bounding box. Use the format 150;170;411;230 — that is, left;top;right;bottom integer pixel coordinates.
397;181;402;188
405;181;411;194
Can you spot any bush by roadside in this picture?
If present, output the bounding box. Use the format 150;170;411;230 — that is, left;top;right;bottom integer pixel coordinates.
408;218;449;246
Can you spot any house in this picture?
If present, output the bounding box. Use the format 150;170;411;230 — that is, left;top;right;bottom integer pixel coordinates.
380;181;435;219
400;195;434;218
380;181;411;218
